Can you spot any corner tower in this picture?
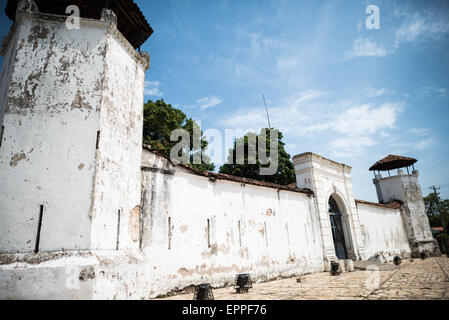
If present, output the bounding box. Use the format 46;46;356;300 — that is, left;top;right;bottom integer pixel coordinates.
370;155;440;257
0;0;152;299
0;0;152;254
0;0;153;299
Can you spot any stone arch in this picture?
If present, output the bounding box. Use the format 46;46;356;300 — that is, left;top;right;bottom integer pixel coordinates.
326;190;356;260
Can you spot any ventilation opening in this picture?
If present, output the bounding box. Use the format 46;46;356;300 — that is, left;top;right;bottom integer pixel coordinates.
264;221;268;247
116;209;121;250
207;219;211;248
0;125;4;148
238;220;242;247
168;217;172;250
96;131;101;150
34;205;44;254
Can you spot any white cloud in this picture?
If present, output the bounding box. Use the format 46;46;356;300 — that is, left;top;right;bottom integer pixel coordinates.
346;8;449;59
304;103;402;136
365;86;388;98
409;128;430;136
394;11;449;48
276;56;298;70
293;90;328;104
414;138;434;150
196;96;223;110
144;81;163;97
221;92;401;139
345;38;387;59
329;136;377;158
420;86;448;99
389;137;434;151
220;90;327;130
221;91;404;159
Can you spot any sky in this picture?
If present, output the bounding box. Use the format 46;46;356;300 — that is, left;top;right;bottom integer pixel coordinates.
1;0;448;202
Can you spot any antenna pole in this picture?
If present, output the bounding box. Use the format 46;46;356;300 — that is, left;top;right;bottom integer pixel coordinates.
262;94;272;129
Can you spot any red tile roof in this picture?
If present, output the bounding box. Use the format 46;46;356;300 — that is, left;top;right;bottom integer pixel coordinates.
355;199;403;209
6;0;153;48
142;145;314;196
369;154;417;171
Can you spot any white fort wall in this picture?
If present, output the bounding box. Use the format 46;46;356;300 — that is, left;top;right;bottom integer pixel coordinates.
141;149;324;297
1;6;434;300
0;11;150;300
0;13;108;253
357;202;411;262
89;25;147;251
0;11;148;254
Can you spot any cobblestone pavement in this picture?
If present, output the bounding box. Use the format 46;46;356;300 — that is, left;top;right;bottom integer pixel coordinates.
155;257;449;300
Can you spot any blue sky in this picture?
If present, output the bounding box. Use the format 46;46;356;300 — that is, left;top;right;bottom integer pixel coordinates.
1;0;448;201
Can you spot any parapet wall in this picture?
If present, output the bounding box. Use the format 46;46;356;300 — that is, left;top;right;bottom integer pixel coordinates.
357;201;411;262
140;149;324;298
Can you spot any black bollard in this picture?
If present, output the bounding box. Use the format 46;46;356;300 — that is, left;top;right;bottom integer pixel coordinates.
234;274;253;293
193;283;214;300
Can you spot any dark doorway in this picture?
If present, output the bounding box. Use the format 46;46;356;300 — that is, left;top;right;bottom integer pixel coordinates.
329;196;348;259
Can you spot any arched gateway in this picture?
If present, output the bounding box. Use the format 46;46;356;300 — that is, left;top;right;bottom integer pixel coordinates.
293;152;367;266
329;196;348;259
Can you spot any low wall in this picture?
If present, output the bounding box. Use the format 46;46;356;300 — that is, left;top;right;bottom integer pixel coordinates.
141;150;324;298
0;251;147;300
357;202;411;262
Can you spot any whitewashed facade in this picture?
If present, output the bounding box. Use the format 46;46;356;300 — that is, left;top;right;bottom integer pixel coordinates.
0;2;439;300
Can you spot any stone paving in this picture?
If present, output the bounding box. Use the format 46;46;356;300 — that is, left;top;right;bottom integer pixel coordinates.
155;257;449;300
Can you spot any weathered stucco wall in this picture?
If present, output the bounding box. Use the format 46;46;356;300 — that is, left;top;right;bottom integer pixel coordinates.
0;10;150;299
0;13;108;253
0;251;148;300
0;10;148;254
141;150;324;298
374;171;438;256
357;203;411;262
90;29;146;251
0;8;436;300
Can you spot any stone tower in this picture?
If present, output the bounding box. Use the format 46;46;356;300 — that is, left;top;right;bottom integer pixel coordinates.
0;0;152;299
370;155;440;257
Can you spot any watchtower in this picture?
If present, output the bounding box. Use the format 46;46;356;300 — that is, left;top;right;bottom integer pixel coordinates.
370;155;440;257
0;0;151;256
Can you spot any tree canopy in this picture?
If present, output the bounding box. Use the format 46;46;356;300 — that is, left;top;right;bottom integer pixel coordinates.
424;191;449;230
424;192;449;230
219;128;296;186
143;99;215;172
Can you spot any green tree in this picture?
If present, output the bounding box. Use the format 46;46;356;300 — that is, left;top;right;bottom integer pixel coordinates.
424;191;449;230
143;99;215;171
219;128;296;186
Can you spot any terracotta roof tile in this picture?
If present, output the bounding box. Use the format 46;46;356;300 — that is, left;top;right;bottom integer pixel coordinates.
142;145;314;196
6;0;153;48
369;154;417;171
355;199;403;209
